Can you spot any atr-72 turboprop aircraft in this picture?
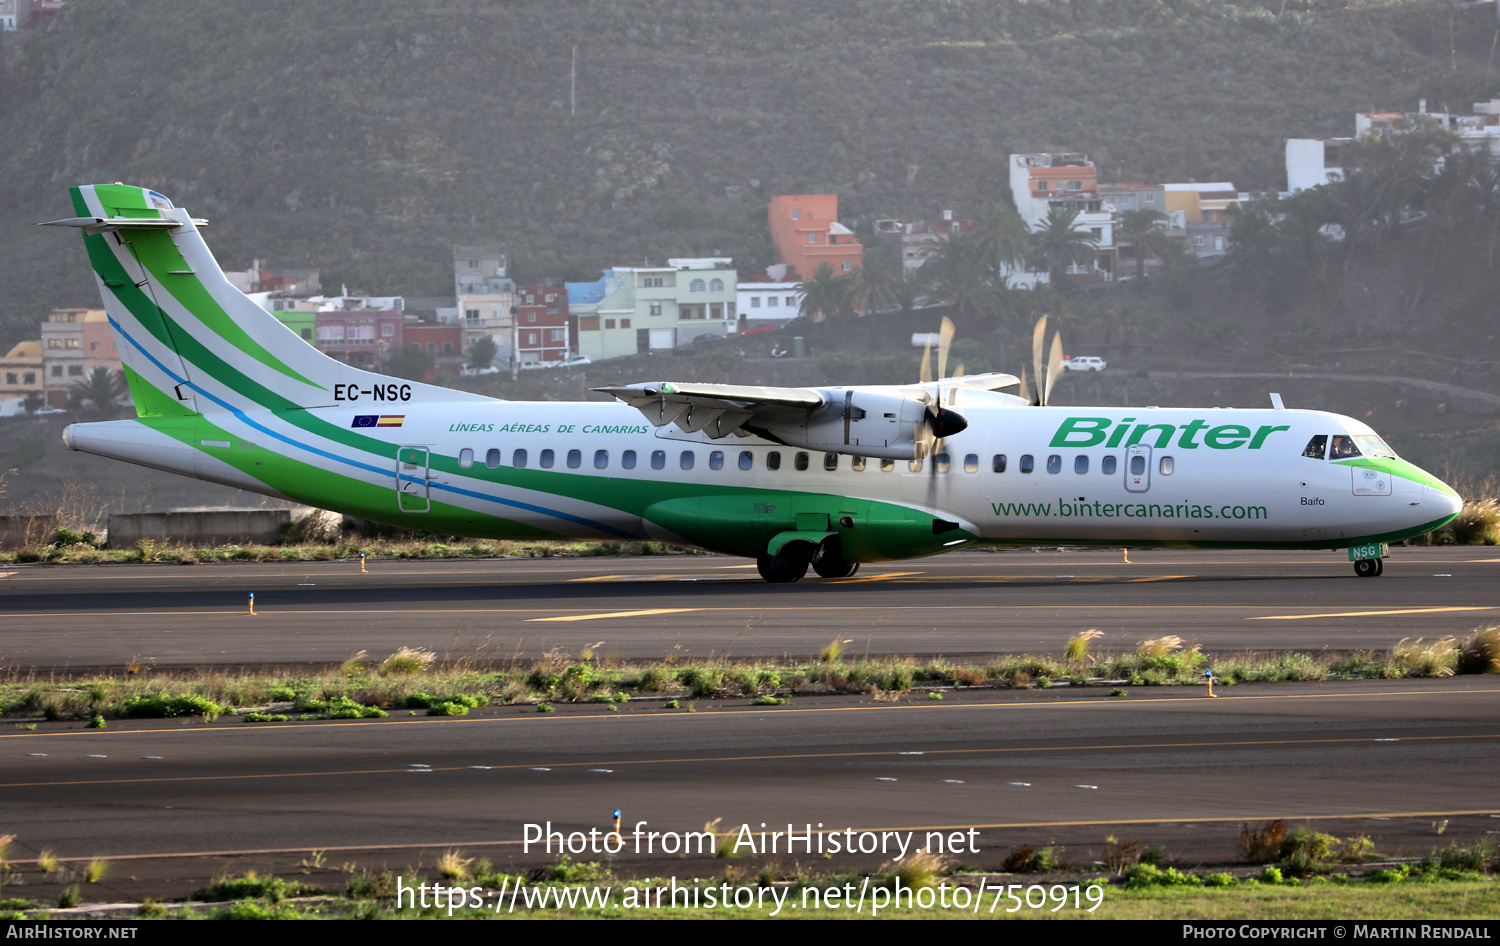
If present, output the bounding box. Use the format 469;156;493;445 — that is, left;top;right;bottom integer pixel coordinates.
48;184;1462;582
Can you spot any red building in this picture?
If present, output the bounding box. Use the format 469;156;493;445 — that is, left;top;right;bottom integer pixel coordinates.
314;309;403;368
513;284;573;366
404;323;465;379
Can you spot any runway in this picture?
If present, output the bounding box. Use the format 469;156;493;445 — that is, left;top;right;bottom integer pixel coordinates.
2;548;1497;669
2;678;1497;902
2;547;1497;902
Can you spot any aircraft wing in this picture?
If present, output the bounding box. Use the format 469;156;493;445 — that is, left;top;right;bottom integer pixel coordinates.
594;375;1016;459
592;382;822;438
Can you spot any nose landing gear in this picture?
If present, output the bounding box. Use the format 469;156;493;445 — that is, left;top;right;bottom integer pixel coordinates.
1353;557;1384;578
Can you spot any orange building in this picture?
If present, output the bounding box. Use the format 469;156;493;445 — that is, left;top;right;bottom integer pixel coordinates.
41;308;121;407
767;195;863;280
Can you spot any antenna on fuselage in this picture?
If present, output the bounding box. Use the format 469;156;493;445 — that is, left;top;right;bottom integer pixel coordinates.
1269;393;1285;410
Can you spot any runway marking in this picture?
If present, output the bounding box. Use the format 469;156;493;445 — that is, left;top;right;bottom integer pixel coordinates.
527;608;700;623
828;572;922;584
566;575;629;582
4;731;1498;791
1127;575;1191;582
1250;606;1499;621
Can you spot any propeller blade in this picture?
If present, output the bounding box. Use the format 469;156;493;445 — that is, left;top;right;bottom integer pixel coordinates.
1043;331;1065;407
919;336;932;386
936;316;955;384
1017;364;1033;406
949;364;964;406
1031;315;1048;404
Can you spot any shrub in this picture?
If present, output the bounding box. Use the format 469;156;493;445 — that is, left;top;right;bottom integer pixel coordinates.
1443;499;1500;545
1123;863;1202;888
1240;819;1286;864
121;693;229;719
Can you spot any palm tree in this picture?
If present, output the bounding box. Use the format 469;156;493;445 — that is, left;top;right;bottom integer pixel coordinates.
797;262;855;322
973;201;1032;278
917;230;1000;330
1116;208;1171;281
848;246;904;316
1029;206;1099;289
68;367;127;415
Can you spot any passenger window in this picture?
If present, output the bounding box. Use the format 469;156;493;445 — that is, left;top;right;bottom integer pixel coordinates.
540;449;555;469
1047;454;1061;474
567;449;581;469
651;450;666;470
1102;455;1116;475
1075;455;1088;474
594;450;608;469
824;453;838;471
1302;435;1327;460
1330;435;1361;460
622;450;637;470
852;456;866;471
486;448;501;469
710;450;724;471
993;454;1007;473
1020;454;1034;474
738;451;753;471
767;451;781;471
1160;456;1175;475
795;452;809;471
459;448;474;468
1130;455;1146;475
880;459;895;472
935;452;951;473
964;454;979;474
513;449;528;468
908;458;923;473
680;451;695;470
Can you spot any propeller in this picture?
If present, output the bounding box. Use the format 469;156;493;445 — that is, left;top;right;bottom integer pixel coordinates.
1022;315;1067;407
913;316;968;464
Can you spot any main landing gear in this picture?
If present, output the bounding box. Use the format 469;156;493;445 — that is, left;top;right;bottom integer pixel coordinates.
1353;557;1384;578
756;538;861;583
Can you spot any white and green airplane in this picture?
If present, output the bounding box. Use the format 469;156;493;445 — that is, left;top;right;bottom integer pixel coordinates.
48;184;1462;582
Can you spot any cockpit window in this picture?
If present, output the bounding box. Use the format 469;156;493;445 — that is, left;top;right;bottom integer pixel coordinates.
1302;435;1327;460
1353;434;1397;459
1330;435;1361;460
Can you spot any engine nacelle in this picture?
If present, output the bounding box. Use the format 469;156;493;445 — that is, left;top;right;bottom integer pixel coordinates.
755;390;942;460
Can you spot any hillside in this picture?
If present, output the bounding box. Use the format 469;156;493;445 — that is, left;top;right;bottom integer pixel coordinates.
4;0;1500;350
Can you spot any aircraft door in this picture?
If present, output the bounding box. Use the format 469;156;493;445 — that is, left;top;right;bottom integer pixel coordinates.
1125;445;1151;493
396;446;431;513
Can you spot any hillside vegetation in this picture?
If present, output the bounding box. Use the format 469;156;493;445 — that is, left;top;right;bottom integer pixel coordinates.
4;0;1500;348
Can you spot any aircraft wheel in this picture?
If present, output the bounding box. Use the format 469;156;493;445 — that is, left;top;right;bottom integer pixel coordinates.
757;551;808;583
813;558;859;579
1375;557;1385;576
1353;558;1381;578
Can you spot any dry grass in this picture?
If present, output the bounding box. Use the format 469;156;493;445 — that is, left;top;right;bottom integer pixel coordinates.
437;849;473;881
1065;629;1104;663
1458;625;1500;674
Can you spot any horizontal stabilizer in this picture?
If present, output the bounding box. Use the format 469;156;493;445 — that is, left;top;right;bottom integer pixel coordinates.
40;216;208;233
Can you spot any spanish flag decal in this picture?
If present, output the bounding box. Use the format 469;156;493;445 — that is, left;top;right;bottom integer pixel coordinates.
351;415;406;428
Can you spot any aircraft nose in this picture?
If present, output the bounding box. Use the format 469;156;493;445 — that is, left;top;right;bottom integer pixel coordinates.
1428;484;1464;520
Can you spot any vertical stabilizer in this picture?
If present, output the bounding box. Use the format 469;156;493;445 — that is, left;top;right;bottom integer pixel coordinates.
45;184;487;419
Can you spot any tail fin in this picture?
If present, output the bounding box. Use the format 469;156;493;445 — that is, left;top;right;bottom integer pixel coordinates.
44;184;484;418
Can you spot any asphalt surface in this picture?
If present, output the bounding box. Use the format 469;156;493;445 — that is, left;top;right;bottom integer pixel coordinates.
1;548;1497;903
2;548;1497;668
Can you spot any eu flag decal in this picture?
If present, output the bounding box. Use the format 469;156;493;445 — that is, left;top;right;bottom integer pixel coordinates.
352;415;378;428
